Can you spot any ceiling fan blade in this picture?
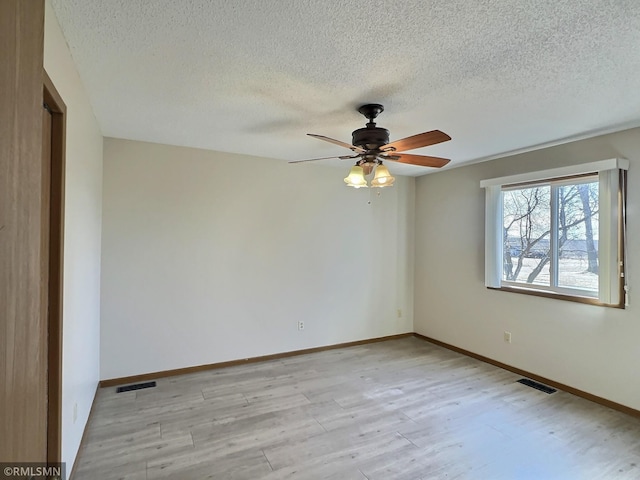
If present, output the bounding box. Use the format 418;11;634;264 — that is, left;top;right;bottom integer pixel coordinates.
381;153;450;168
307;134;366;153
381;130;451;153
289;154;360;164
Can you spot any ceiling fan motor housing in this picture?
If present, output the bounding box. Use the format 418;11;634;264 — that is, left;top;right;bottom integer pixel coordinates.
352;126;390;150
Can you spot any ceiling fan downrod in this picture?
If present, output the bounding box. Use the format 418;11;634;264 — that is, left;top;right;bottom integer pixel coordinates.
357;103;384;126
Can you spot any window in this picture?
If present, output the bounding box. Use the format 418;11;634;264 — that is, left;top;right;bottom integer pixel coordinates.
481;159;628;307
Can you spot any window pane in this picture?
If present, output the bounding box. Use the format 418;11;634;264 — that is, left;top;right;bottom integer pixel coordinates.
557;181;599;295
503;185;551;286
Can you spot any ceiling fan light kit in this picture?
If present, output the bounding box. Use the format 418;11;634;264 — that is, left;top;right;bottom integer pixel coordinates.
371;164;395;187
343;162;395;189
343;165;369;188
292;104;451;188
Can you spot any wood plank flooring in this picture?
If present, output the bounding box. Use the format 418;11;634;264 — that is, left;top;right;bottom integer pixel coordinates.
73;338;640;479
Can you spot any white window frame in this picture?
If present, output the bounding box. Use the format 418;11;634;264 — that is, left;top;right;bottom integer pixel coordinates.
481;158;629;307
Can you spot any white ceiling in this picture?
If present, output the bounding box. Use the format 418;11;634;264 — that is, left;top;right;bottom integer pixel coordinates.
51;0;640;176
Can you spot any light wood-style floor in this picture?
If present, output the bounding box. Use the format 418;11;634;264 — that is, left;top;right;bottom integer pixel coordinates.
73;337;640;480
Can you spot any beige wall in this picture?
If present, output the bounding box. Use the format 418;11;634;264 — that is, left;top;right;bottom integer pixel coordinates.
44;0;103;470
414;127;639;410
100;138;414;379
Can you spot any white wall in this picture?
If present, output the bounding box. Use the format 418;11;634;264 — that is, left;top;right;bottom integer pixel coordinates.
44;1;103;470
414;127;640;410
100;139;414;379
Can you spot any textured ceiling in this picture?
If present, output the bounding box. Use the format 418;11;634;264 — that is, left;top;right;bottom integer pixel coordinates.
51;0;640;176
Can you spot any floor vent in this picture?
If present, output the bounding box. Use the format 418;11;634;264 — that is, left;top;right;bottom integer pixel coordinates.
117;381;157;393
517;378;557;394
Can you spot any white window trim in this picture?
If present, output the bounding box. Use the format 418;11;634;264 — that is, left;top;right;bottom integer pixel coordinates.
481;158;629;306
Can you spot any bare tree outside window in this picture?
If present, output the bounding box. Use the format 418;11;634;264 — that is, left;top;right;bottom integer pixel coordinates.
502;179;599;294
503;185;550;285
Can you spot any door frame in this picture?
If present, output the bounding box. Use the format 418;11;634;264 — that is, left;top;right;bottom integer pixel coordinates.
0;0;48;461
43;70;66;464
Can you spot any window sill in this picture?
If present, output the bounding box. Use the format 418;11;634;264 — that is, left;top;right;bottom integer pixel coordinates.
487;285;625;309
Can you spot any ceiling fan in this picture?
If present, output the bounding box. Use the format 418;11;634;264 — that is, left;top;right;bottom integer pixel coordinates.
290;104;451;188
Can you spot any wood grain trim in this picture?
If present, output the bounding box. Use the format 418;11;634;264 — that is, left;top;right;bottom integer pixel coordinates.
412;333;640;419
41;105;53;463
44;70;67;464
487;285;624;309
68;384;99;480
501;172;598;190
99;333;414;388
0;0;47;462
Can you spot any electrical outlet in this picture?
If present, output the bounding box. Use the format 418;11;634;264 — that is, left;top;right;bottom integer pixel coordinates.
73;403;78;424
504;331;512;343
297;321;304;331
397;309;402;318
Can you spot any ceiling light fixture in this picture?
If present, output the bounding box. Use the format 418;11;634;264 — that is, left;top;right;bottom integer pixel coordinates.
344;161;395;188
370;163;395;188
344;165;368;188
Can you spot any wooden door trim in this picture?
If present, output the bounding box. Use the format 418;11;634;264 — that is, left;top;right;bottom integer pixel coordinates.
0;0;47;461
43;70;66;464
